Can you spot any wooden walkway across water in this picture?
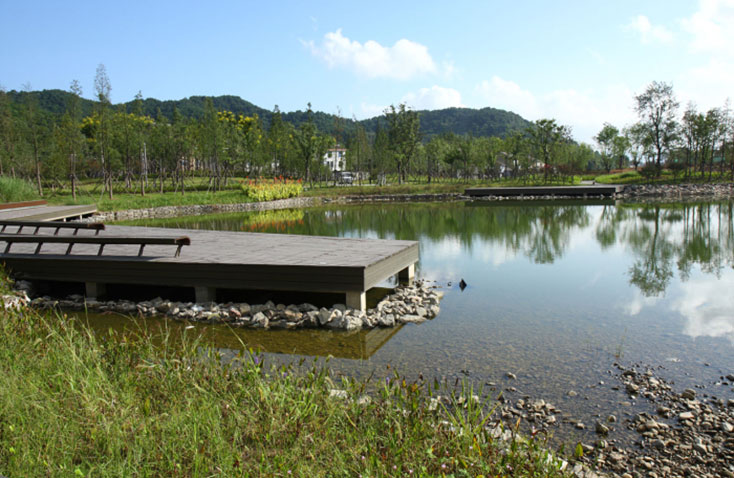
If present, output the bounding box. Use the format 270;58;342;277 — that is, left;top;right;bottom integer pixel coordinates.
465;185;624;198
0;222;419;311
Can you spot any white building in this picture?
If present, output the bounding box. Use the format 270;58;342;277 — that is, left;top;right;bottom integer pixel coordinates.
324;147;347;172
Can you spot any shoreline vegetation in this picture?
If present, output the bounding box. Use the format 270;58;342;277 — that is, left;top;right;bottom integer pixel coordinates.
0;276;575;477
2;174;733;214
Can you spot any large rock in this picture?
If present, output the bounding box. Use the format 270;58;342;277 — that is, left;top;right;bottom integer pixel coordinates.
251;312;269;328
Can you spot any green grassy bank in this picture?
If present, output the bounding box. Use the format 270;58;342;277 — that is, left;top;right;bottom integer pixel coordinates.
0;276;571;477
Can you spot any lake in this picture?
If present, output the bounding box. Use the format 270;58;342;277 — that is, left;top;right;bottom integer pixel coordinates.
102;199;734;444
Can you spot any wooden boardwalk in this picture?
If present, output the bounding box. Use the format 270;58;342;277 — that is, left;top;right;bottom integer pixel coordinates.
465;185;624;198
0;224;419;310
0;203;97;222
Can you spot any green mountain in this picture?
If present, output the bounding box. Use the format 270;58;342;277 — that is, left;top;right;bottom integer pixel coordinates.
5;89;532;139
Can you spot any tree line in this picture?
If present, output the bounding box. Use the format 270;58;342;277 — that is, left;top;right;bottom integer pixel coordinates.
2;67;733;199
595;81;734;179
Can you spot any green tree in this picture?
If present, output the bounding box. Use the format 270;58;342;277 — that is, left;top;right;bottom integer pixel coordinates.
346;121;370;184
0;87;21;177
94;63;114;199
595;123;619;173
58;80;85;200
527;118;571;182
20;85;50;196
634;81;679;172
291;103;333;184
384;104;421;184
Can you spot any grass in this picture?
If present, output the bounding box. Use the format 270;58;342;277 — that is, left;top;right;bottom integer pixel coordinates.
0;177;39;203
0;274;573;477
595;169;733;185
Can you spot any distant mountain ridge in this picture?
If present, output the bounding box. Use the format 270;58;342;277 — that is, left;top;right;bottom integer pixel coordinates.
5;89;533;139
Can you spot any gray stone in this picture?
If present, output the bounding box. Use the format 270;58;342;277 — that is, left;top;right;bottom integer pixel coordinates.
595;421;609;435
318;307;332;326
251;312;268;328
399;314;426;324
679;411;695;420
681;388;696;400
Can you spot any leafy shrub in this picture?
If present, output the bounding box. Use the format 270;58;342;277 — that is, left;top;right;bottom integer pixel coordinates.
240;177;303;202
667;161;685;179
639;163;660;179
0;177;38;203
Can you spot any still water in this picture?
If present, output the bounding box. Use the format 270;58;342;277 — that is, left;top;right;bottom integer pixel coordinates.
109;199;734;443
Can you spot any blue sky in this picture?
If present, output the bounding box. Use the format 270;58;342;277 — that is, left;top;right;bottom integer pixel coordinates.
1;0;732;142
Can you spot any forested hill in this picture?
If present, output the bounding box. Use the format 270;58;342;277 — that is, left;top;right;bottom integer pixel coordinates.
360;107;532;138
5;89;532;138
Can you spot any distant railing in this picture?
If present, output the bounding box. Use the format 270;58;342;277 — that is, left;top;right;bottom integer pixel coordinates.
0;234;191;258
0;220;105;235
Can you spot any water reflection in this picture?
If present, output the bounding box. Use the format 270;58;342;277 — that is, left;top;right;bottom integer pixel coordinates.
674;274;734;343
118;200;734;352
84;312;403;359
602;203;734;297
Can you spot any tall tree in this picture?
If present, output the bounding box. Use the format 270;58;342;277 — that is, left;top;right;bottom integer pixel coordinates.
0;86;20;177
384;104;421;184
21;84;48;196
94;63;114;198
60;80;85;199
527;118;571;181
595;123;619;172
291;103;332;184
634;81;679;172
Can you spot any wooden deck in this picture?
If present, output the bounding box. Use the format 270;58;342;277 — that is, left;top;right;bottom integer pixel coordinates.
465;185;624;198
0;204;97;221
0;224;419;310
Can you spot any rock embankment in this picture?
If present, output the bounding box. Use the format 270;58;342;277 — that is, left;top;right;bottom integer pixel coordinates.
18;280;443;331
619;183;734;199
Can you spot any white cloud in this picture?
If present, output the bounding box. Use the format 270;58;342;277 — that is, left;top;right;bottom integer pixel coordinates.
359;101;387;118
674;1;734;110
681;0;734;54
625;15;674;44
678;58;734;110
306;29;437;80
624;290;662;316
475;76;636;143
476;77;540;118
673;272;734;343
401;85;463;110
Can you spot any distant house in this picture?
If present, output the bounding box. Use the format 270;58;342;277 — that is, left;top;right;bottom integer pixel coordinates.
324;147;347;172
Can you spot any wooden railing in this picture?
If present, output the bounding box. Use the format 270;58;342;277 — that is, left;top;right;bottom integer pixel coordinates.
0;220;105;235
0;234;191;258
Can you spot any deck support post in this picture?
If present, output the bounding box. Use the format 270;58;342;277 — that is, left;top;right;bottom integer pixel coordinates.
85;282;107;300
195;286;216;303
397;263;415;285
345;291;366;311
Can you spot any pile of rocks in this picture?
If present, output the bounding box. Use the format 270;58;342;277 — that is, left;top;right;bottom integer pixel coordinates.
578;364;734;478
620;183;734;199
23;281;443;331
83;196;319;222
